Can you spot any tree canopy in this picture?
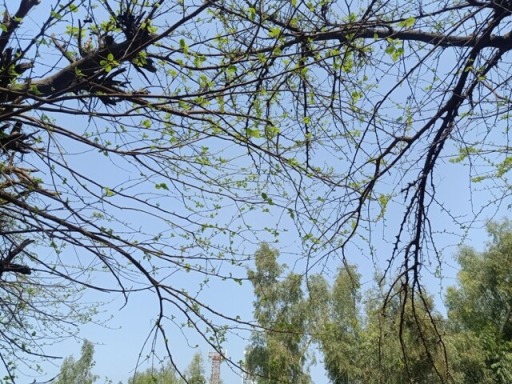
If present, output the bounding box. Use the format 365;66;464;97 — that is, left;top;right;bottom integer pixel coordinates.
54;340;98;384
245;231;512;383
445;221;512;383
245;244;311;384
2;0;512;381
51;343;206;384
127;352;206;384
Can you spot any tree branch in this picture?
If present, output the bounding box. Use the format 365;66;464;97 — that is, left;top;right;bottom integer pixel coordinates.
0;0;41;54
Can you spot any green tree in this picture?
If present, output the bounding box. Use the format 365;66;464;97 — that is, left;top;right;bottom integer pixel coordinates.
309;267;362;384
184;353;207;384
360;284;448;384
128;362;181;384
446;221;512;383
54;340;98;384
245;243;311;384
310;267;447;384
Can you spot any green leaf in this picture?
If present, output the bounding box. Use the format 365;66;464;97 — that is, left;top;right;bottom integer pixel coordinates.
248;7;257;20
246;127;260;138
398;17;416;28
269;27;281;38
103;187;115;197
155;183;169;190
179;38;189;54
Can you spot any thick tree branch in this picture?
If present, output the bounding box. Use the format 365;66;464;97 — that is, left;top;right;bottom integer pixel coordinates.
306;26;512;49
15;0;215;99
0;0;41;54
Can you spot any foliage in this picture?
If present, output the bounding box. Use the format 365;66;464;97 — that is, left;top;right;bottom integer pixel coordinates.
446;221;512;383
308;268;362;384
2;0;512;380
128;363;182;384
184;353;207;384
361;285;448;384
54;340;98;384
245;244;311;384
127;353;205;384
308;267;448;383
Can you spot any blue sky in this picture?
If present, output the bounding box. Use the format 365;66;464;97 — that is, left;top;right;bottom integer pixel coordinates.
31;152;492;384
7;1;510;383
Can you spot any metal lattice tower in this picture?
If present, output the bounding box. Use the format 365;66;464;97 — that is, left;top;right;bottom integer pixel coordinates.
208;351;223;384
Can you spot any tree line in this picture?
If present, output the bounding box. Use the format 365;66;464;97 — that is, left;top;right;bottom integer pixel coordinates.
244;222;512;383
53;340;208;384
53;221;512;383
